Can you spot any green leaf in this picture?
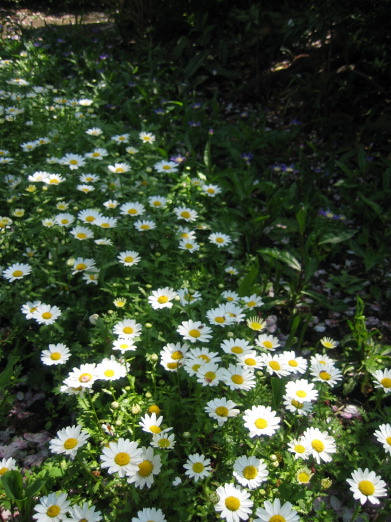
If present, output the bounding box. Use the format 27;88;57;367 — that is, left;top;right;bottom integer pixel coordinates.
258;248;301;271
295;206;306;235
237;259;259;297
0;355;20;388
271;377;286;410
24;478;47;499
318;229;356;245
1;471;25;501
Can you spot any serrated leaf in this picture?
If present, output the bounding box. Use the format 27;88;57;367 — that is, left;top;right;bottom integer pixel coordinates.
318;229;356;245
258;248;301;271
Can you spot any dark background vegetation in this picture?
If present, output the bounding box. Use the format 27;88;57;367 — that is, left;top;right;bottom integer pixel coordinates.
2;0;391;149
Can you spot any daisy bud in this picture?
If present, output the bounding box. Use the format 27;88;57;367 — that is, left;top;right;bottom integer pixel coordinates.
131;404;141;414
321;478;332;489
89;314;99;325
111;401;120;409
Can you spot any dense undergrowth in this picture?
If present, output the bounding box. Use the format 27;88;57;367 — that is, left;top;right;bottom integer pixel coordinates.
0;8;390;522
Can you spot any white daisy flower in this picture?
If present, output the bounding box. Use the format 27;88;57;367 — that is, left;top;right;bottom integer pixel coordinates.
85;148;108;160
347;468;387;505
108;162;131;174
148;287;177;309
372;368;391;393
112;338;137;352
139;412;165;435
233;455;269;489
214;483;253;522
113;319;142;339
206;305;236;327
310;361;342;387
285;379;319;403
94;216;118;229
301;427;336;464
184;453;212;482
204;397;240;426
3;262;31;282
283;395;313;416
100;438;143;478
32;304;62;325
49;424;89;459
70;226;94;240
221;364;256;391
111;133;129;143
255;334;280;351
79;173;100;183
176;288;202;305
260;353;291;377
61;153;86;170
287;438;312;460
127;446;162;489
148;195;167;208
202;184;222;197
237;351;264;370
21;301;42;319
173;206;198;222
178;238;200;252
0;457;17;476
117;250;141;267
320;336;338;349
196;362;224;387
64;363;98;389
78;209;102;224
151;432;176;450
41;343;70;366
154;160;178;173
221;338;253;356
67;502;102;522
33;492;70;522
177;320;212;343
55;213;75;227
71;257;96;275
254;498;300;522
241;294;263;308
134;219;156;232
208;232;232;248
283;351;308;374
139;131;156;144
243;405;281;438
373;423;391;454
96;357;127;381
131;507;166;522
86;127;103;136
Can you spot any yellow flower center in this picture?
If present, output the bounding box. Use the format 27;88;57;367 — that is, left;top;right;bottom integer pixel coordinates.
47;505;61;518
70;159;78;165
288;359;298;367
115;168;124;173
216;237;224;243
123;326;134;334
192;364;201;371
120;344;129;350
192;462;204;473
138;460;153;477
124;256;134;263
149;425;161;434
92;152;100;157
269;361;281;371
249;322;262;331
185;243;193;249
255;418;268;429
294;444;306;453
77;233;87;239
231;346;243;354
243;465;257;479
297;390;307;398
140;224;150;230
153;201;161;206
225;496;240;511
50;352;61;361
386;436;391;446
158;438;170;448
207;188;215;194
311;439;325;453
298;472;310;483
61;219;69;224
269;516;286;522
42;312;52;320
12;270;23;277
215;406;229;417
358;480;375;496
114;452;130;466
0;467;9;475
167;362;178;369
75;263;87;271
380;377;391;388
64;437;78;449
86;216;95;222
291;399;304;409
198;354;210;362
189;329;201;338
262;340;273;349
204;371;216;382
244;357;256;366
215;316;225;323
104;369;115;377
79;373;92;383
171;350;183;360
231;375;244;385
157;295;169;304
101;223;110;228
319;371;331;381
181;211;191;219
246;300;256;307
148;405;161;415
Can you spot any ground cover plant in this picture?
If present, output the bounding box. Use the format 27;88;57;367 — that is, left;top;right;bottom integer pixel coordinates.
0;11;391;522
